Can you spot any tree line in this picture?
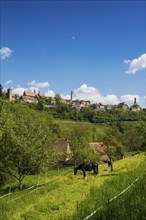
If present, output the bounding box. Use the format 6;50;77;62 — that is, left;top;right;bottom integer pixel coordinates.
34;96;146;123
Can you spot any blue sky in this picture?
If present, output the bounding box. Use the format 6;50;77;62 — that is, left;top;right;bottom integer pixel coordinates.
0;0;146;107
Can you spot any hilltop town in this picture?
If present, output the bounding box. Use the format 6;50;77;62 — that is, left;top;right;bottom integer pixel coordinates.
4;87;144;112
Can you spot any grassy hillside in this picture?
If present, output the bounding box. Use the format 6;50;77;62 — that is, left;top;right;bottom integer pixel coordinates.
57;119;107;130
0;153;146;220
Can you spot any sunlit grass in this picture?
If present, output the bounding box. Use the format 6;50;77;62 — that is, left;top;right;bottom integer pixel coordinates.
0;153;146;220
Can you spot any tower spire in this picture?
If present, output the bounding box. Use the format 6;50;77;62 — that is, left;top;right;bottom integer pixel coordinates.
71;91;73;101
134;97;137;105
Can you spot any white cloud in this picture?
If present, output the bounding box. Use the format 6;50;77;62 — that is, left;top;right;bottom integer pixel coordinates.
16;84;21;88
102;95;119;105
140;96;146;108
13;87;28;95
60;94;71;100
0;47;13;59
73;84;145;107
120;94;146;107
73;84;119;105
29;87;39;93
120;94;140;103
5;80;13;85
74;84;101;103
71;36;76;40
125;53;146;74
28;80;50;88
75;84;98;95
44;90;55;97
123;59;131;64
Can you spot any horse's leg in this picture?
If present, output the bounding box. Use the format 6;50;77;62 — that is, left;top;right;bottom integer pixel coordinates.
82;169;87;180
96;164;99;175
93;168;97;177
93;164;98;176
92;171;95;179
93;168;95;177
111;164;113;172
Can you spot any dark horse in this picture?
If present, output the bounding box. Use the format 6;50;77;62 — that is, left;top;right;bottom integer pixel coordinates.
74;162;98;179
74;157;113;179
107;157;113;172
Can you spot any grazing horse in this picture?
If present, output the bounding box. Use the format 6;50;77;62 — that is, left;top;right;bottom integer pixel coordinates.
74;162;98;179
107;157;113;172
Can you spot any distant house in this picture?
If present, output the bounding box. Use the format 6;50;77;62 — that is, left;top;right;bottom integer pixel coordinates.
7;88;38;103
96;103;105;110
38;93;46;99
49;97;56;105
105;104;115;111
131;98;141;112
72;100;90;110
72;100;80;109
60;99;71;104
81;100;90;107
21;91;38;103
117;102;129;110
88;142;110;163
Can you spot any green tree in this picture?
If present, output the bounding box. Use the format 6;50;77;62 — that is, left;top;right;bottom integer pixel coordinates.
69;124;98;162
55;94;62;106
36;98;46;111
0;103;60;188
0;84;3;97
80;107;95;122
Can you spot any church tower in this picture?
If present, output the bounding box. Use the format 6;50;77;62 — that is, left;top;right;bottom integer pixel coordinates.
7;87;12;102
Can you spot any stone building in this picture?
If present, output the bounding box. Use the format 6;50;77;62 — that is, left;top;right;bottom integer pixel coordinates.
21;91;39;103
131;98;141;112
88;142;110;163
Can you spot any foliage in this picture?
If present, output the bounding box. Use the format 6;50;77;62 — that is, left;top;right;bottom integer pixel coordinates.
67;123;99;162
55;93;62;106
36;98;46;111
116;121;146;151
45;103;146;123
0;84;3;97
0;100;61;188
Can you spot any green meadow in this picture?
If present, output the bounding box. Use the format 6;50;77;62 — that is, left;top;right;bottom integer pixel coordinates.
0;153;146;220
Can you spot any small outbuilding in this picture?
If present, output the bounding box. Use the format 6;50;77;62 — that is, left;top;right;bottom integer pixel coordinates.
55;138;72;162
53;138;72;169
88;142;110;164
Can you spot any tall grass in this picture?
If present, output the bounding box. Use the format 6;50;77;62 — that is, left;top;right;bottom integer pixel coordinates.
72;154;146;220
0;153;146;220
89;173;146;220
